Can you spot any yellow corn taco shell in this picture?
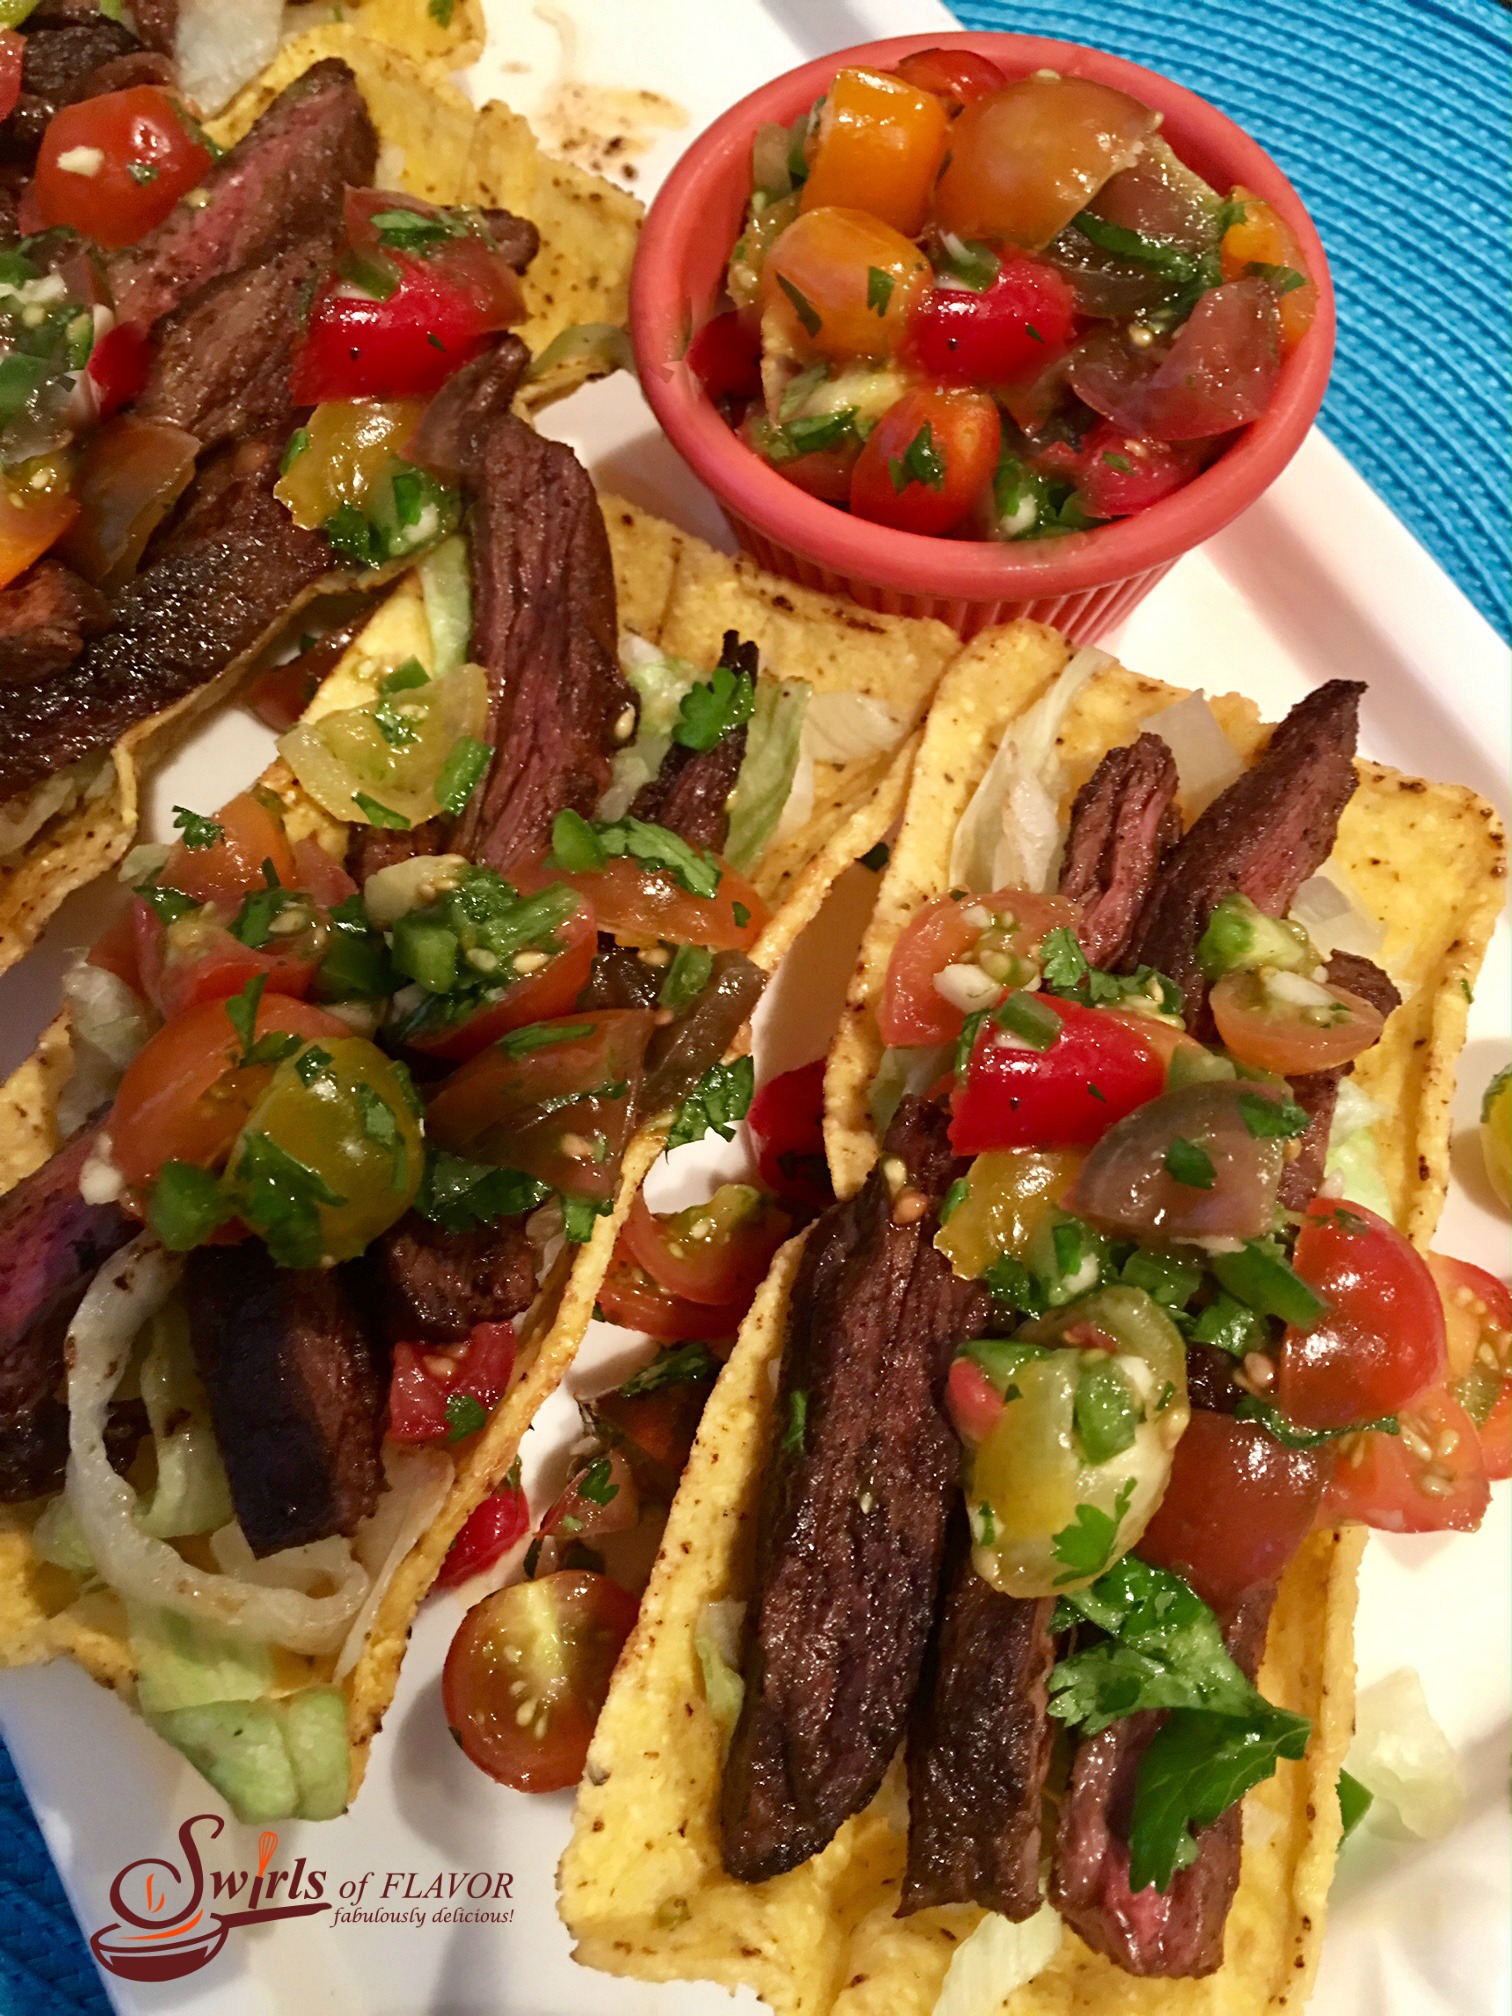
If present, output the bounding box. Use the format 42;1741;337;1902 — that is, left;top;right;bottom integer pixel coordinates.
0;20;641;978
0;494;960;1804
560;632;1506;2013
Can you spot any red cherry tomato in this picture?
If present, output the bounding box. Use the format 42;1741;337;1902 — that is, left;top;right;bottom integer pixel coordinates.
596;1251;746;1341
157;792;299;908
387;1320;517;1444
1210;972;1385;1077
1035;420;1202;521
512;852;768;954
290;837;357;911
435;1482;531;1591
848;385;1001;536
879;888;1079;1049
1137;1410;1330;1612
1278;1201;1447;1430
33;88;213;248
87;907;144;993
1429;1252;1512;1480
540;1448;640;1547
747;1060;834;1219
620;1187;789;1310
687;308;763;402
906;256;1079;389
892;46;1008;114
133;902;320;1021
442;1570;638;1792
1323;1385;1490;1534
946;1354;1006;1445
950;996;1165;1155
405;895;597;1062
589;1351;720;1501
85;321;150;420
0;31;22;125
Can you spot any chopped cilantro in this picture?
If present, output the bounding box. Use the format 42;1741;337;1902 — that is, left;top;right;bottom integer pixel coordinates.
171;806;222;850
561;1193;613;1244
665;1056;754;1153
659;944;713;1012
549;810;722;900
617;1342;719;1397
1235;1395;1400;1450
1237;1089;1311;1140
1164;1136;1216;1188
293;1045;334;1088
496;1020;594;1059
775;272;821;337
1049;1479;1135;1585
380;657;430;695
1039;926;1089;991
148;1161;230;1252
445;1392;488;1442
940;1177;970;1224
355;1081;407;1188
575;1455;619;1507
416;1152;548;1232
673;660;754;751
229;1131;343;1269
370;206;453;250
353;792;411;830
782;1389;808;1455
887;421;946;494
865;266;894;315
435;735;491;816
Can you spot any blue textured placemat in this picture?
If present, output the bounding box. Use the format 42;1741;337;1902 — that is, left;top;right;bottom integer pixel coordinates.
0;6;1507;2013
952;0;1512;639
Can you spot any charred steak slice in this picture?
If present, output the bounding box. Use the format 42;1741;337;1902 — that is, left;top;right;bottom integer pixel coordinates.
1059;733;1180;969
1277;950;1402;1210
0;559;111;686
185;1242;385;1558
0;1124;133;1501
375;1210;537;1345
629;635;758;853
721;1097;991;1883
0;439;334;806
108;57;377;329
480;207;540;271
1124;681;1365;1016
0;11;140;164
133;228;340;451
1051;1579;1276;1977
903;1514;1057;1919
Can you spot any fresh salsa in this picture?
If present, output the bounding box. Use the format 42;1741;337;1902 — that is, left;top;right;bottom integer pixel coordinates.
690;51;1317;541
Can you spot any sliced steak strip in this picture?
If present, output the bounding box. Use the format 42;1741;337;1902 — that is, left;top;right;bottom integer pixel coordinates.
1051;1579;1276;1977
0;439;335;806
0;1124;133;1501
903;1516;1057;1919
374;1210;536;1345
184;1242;385;1558
134;227;339;450
481;207;540;271
1277;949;1402;1210
629;727;747;853
0;15;137;164
721;1097;991;1883
1059;733;1180;969
107;57;377;329
1124;681;1365;1017
0;559;111;686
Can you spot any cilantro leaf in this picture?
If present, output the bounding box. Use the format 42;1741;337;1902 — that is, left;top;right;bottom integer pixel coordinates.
229;1131;343;1269
1164;1135;1216;1188
496;1020;594;1060
659;944;714;1012
887;421;946;494
1049;1478;1136;1586
148;1161;231;1252
416;1152;548;1232
549;810;722;900
355;1081;408;1189
224;973;268;1063
1235;1395;1400;1450
353;792;411;830
1128;1705;1311;1892
1071;209;1200;283
370;206;454;250
782;1389;808;1454
280;426;310;473
445;1391;488;1442
616;1342;719;1398
575;1455;619;1506
134;879;198;926
665;1056;755;1153
673;661;754;752
561;1193;613;1244
1040;927;1089;991
436;735;491;816
1237;1089;1311;1140
865;266;894;315
171;806;222;850
775;272;821;337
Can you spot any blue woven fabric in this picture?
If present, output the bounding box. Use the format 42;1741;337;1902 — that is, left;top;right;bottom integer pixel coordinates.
951;0;1512;638
0;1746;108;2016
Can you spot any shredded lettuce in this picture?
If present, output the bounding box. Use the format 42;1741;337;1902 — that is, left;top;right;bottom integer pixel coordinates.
694;1601;746;1740
146;1687;350;1824
869;1044;950;1133
597;641;701;820
419;534;472;678
1323;1078;1393;1220
932;1903;1062;2016
128;1602;271;1716
726;678;810;869
32;1495;96;1579
1345;1667;1465;1841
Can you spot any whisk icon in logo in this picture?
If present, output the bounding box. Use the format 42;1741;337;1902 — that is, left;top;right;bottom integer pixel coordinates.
89;1814;330;1982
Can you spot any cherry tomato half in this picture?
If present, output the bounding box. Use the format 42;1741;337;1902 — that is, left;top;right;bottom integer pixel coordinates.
513;852;768;954
405;895;597;1063
1220;186;1317;353
762;205;932;362
1034;420;1202;521
1278;1200;1447;1430
748;1059;834;1219
158;792;299;908
1138;1410;1330;1612
849;385;1001;536
951;996;1165;1155
687;308;763;403
590;1359;719;1501
133;902;321;1021
596;1250;747;1341
1210;971;1385;1077
800;67;950;238
442;1570;638;1793
906;255;1078;389
1323;1384;1490;1535
892;47;1008;115
620;1186;789;1310
540;1448;640;1548
1430;1252;1512;1481
33;87;213;248
388;1320;517;1445
435;1481;531;1591
0;475;76;591
879;888;1079;1048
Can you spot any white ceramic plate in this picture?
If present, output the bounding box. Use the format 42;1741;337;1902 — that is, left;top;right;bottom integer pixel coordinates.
0;5;1506;2012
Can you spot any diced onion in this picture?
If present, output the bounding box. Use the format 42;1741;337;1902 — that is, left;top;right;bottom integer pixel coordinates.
1263;969;1337;1009
58;958;155;1137
363;853;469;930
693;1600;747;1738
1345;1667;1466;1841
801;690;905;766
933;1902;1062;2016
65;1238;368;1653
934;962;1001;1013
773;741;815;844
333;1444;454;1682
1289;872;1387;963
176;0;283;114
1138;690;1245;819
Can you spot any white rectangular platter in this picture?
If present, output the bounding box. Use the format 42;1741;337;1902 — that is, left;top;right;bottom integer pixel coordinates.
0;4;1506;2013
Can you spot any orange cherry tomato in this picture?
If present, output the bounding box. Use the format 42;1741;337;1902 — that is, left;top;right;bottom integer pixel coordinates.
1209;972;1384;1076
848;384;1001;536
762;205;932;362
1220;186;1317;353
597;1250;748;1341
741;409;860;503
800;67;950;238
0;477;76;591
620;1187;790;1310
33;86;213;248
892;47;1009;115
1324;1384;1490;1534
933;75;1158;250
159;792;299;908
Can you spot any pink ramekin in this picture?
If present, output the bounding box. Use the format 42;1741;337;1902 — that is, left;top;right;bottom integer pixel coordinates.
629;32;1334;642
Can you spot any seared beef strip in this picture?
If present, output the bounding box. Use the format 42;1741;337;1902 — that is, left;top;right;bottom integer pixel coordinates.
1059;733;1181;968
1277;950;1402;1210
107;58;377;330
1123;681;1364;1018
639;949;765;1121
133;227;340;450
0;559;111;686
185;1242;385;1557
721;1098;991;1882
1051;1579;1276;1977
629;633;757;853
0;1124;134;1501
0;438;335;806
903;1515;1057;1918
480;207;540;271
375;1210;537;1344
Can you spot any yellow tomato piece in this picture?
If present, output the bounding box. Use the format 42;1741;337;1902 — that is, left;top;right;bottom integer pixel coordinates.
0;459;76;590
935;1147;1081;1279
1220;187;1317;352
800;67;950;238
761;205;931;362
274;398;427;531
1483;1067;1511;1210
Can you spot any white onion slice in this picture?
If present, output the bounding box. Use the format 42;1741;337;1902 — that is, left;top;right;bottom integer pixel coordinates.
334;1444;453;1682
65;1238;368;1653
1138;689;1245;818
933;1902;1062;2016
175;0;282;114
801;690;904;766
1346;1667;1466;1841
1289;872;1387;963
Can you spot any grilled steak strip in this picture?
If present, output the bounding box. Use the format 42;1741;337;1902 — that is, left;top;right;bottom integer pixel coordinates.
480;207;540;271
903;1514;1057;1919
1277;950;1401;1210
375;1210;537;1345
721;1097;991;1883
629;634;758;853
0;559;111;686
1051;1579;1276;1977
1123;681;1365;1017
107;58;377;330
0;1124;133;1501
184;1242;385;1557
1059;733;1181;969
0;438;334;806
133;227;340;451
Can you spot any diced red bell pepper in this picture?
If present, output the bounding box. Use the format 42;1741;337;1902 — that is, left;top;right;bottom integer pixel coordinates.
86;322;151;421
434;1480;531;1590
748;1059;834;1219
